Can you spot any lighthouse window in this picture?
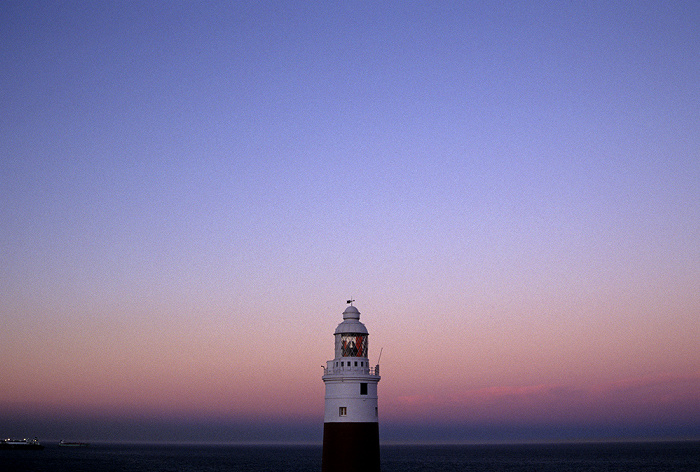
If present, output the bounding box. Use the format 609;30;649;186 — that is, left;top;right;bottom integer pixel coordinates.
339;407;347;417
340;334;368;357
360;383;367;395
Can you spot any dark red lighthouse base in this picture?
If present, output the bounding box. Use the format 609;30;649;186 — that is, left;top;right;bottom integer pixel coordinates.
322;422;380;472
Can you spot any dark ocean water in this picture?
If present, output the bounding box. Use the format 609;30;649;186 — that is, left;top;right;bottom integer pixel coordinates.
2;442;698;472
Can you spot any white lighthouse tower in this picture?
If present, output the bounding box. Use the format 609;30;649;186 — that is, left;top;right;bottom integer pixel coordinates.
322;303;381;472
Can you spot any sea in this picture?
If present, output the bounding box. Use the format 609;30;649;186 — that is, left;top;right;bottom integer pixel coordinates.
2;441;698;471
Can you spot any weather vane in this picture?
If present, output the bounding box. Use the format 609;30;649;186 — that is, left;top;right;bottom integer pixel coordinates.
346;298;355;306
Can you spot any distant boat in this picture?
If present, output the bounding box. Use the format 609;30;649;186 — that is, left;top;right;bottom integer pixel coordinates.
59;440;90;447
0;437;45;450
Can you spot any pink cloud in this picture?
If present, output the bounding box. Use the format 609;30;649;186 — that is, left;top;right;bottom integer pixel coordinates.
387;371;700;426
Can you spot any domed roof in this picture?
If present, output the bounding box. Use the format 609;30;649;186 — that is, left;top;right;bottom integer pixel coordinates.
334;305;368;335
342;306;360;320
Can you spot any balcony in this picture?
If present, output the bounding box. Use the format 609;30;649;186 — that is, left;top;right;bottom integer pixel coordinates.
323;363;380;376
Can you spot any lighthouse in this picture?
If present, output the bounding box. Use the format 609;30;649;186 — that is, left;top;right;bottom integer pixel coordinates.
322;303;381;472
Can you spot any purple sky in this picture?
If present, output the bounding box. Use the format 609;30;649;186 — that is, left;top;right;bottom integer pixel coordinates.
1;1;698;443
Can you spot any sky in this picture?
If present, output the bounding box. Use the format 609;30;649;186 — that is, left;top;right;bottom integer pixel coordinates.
1;1;698;444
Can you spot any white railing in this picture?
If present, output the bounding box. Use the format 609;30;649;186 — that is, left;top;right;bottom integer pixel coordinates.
323;364;380;376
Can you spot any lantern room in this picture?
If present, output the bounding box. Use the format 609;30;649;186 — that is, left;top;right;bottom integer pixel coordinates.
333;305;369;359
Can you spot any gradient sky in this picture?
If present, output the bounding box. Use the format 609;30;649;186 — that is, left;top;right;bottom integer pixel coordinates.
1;1;698;444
